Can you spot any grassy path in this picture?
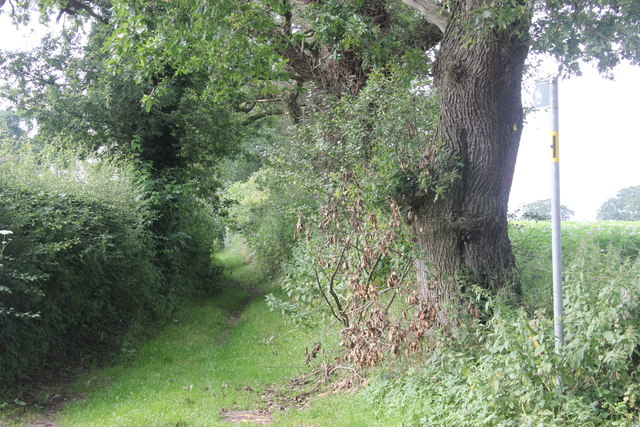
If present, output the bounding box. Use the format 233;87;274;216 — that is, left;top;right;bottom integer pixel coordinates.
4;238;393;426
55;242;309;426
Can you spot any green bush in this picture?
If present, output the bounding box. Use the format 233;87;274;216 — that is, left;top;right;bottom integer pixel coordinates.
225;167;315;276
145;174;224;298
265;235;330;326
0;189;164;390
0;146;167;392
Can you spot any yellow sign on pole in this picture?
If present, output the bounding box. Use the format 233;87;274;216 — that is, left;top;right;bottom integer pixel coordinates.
550;131;559;162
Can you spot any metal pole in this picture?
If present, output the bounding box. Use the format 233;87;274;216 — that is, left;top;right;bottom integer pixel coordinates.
550;77;564;380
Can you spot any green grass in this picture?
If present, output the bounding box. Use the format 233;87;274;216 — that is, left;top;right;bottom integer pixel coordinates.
56;239;306;425
510;220;640;311
2;235;394;426
7;223;637;426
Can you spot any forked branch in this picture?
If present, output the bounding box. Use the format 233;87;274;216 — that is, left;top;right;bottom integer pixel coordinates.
402;0;449;33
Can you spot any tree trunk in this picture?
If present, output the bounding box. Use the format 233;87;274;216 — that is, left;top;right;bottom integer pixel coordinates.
411;0;530;324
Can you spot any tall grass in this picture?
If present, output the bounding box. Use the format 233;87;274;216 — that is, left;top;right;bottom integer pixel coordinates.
510;220;640;311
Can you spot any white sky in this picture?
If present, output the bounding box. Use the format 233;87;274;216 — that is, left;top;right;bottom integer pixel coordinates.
0;13;50;50
1;12;639;221
514;63;640;220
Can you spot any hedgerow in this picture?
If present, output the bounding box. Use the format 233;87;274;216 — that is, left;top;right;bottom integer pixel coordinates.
0;145;220;392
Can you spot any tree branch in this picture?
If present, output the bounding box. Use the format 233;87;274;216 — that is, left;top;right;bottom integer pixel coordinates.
384;259;414;313
327;235;352;326
241;109;285;126
314;265;343;324
236;100;257;113
402;0;449;33
236;97;284;113
56;0;109;24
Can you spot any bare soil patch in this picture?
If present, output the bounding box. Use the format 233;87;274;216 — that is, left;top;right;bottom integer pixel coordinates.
220;409;273;424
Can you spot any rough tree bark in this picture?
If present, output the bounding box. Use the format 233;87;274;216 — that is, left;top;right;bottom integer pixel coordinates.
281;0;530;327
406;0;530;325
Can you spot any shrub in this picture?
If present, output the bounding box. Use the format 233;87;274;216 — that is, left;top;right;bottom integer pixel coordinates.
225;167;315;276
144;174;224;297
0;146;165;392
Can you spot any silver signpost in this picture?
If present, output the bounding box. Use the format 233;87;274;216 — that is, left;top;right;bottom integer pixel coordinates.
535;77;564;387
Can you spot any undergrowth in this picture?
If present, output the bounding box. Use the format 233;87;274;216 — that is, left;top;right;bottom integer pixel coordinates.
2;217;638;425
363;235;640;425
0;238;393;426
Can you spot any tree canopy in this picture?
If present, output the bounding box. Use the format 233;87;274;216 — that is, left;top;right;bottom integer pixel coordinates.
597;185;640;221
520;199;574;221
2;0;639;327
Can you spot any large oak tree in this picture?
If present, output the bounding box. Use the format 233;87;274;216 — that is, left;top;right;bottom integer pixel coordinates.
4;0;639;325
397;0;638;323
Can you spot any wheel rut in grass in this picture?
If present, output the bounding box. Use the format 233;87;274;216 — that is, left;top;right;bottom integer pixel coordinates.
228;287;265;327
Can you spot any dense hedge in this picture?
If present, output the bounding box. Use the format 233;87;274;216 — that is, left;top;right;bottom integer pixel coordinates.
0;186;165;389
0;145;226;392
